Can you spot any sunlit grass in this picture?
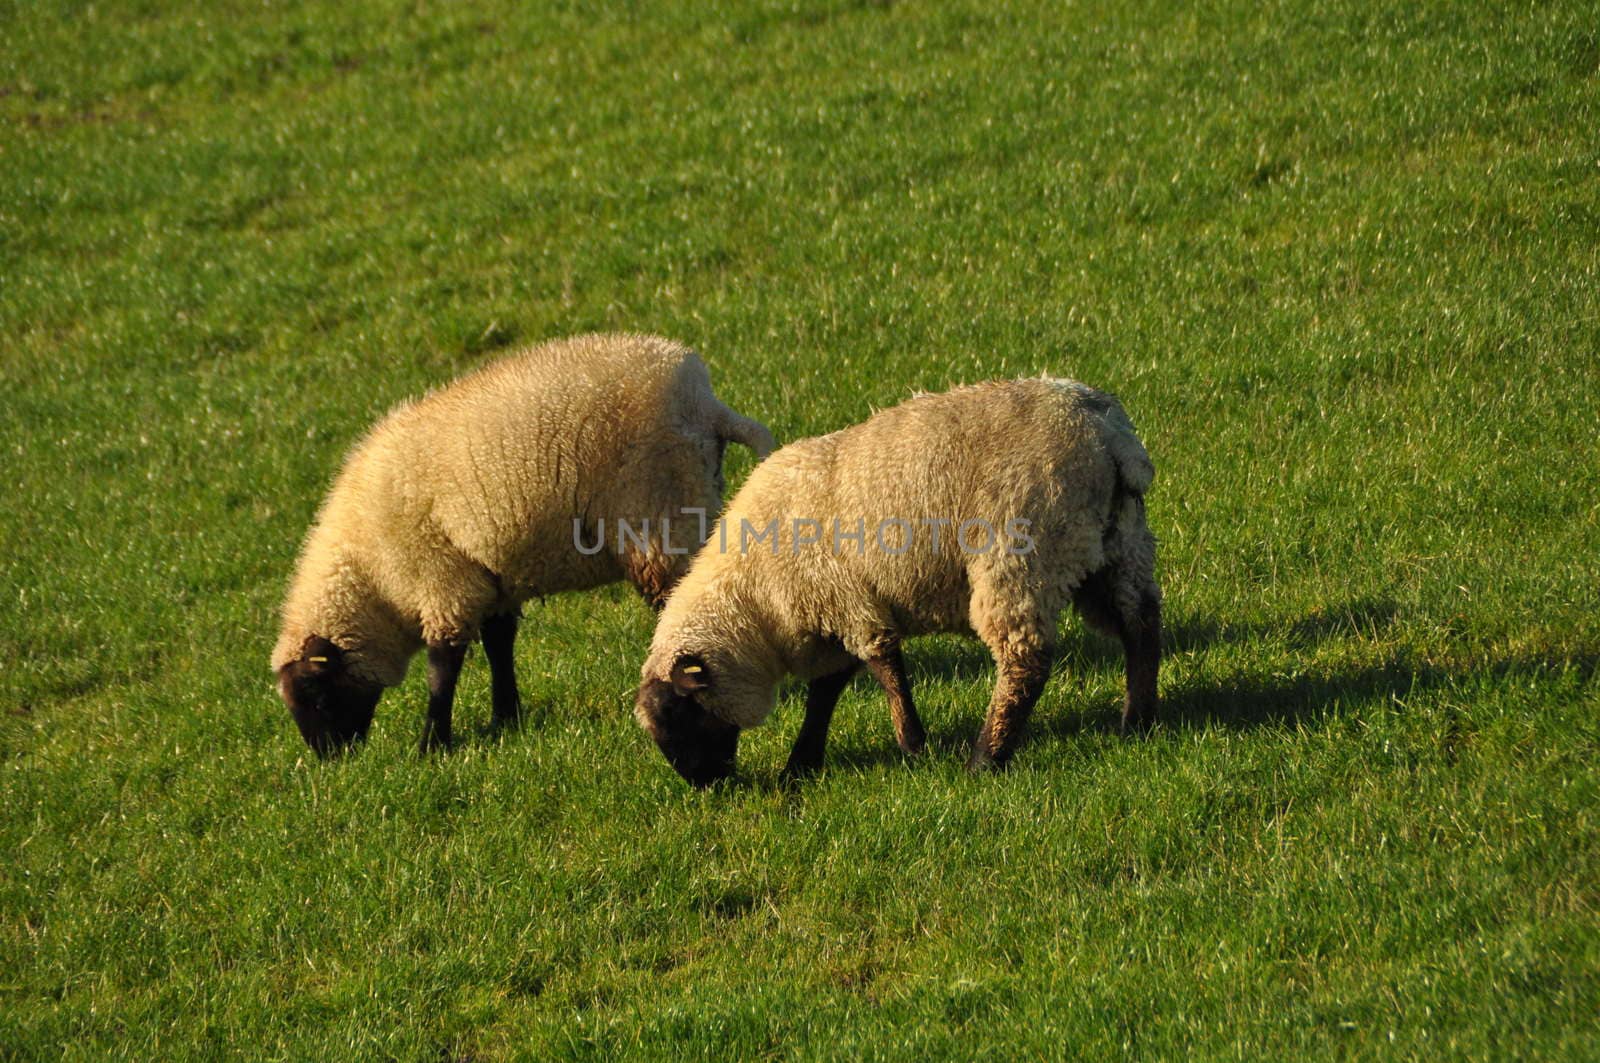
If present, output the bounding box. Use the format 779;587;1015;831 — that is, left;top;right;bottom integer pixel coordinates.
3;0;1597;1057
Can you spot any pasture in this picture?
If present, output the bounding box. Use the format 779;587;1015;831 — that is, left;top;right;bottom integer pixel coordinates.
3;0;1597;1057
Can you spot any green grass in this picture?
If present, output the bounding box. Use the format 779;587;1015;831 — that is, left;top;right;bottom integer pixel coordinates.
3;0;1598;1057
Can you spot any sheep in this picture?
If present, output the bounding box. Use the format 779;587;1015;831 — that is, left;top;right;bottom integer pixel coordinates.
634;376;1160;786
273;332;774;756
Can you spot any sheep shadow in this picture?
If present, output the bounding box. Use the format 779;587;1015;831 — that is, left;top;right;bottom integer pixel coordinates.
886;595;1404;682
786;649;1590;781
1160;595;1402;656
757;595;1586;781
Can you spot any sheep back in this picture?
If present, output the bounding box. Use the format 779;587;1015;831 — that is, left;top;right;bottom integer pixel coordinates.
647;377;1156;728
274;333;765;682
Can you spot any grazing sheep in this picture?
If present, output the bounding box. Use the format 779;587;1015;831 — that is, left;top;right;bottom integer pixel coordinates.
634;377;1160;786
273;333;774;755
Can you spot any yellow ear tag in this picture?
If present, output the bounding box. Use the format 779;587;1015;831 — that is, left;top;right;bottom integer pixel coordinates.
308;656;329;664
682;665;703;674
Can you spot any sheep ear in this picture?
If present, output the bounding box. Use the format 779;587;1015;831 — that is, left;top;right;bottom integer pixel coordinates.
300;636;343;674
670;655;711;696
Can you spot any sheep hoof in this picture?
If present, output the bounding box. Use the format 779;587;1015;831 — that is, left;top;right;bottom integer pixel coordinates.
1119;713;1154;737
489;703;524;735
418;730;454;755
965;746;1003;773
897;731;926;756
779;758;822;785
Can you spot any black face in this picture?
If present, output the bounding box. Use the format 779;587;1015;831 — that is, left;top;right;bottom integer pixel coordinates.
636;656;739;788
277;636;383;757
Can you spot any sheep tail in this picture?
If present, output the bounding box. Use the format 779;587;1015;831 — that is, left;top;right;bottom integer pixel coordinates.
1087;392;1152;500
1104;425;1154;499
716;405;777;459
1094;402;1154;549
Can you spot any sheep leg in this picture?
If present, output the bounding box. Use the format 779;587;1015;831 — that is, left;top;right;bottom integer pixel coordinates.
967;645;1053;772
865;642;926;755
1120;591;1162;733
620;543;680;612
481;610;522;728
781;663;860;780
420;641;469;752
1073;568;1161;733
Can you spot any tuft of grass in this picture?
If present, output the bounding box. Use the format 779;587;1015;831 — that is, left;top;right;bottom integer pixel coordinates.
3;0;1597;1057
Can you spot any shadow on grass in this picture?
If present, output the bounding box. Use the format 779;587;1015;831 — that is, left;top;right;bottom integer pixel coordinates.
761;594;1594;781
882;596;1406;683
795;651;1596;780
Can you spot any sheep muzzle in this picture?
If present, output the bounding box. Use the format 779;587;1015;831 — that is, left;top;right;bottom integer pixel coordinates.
635;676;739;787
278;639;382;756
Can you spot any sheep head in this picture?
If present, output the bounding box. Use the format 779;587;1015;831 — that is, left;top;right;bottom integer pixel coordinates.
635;655;739;787
277;636;382;756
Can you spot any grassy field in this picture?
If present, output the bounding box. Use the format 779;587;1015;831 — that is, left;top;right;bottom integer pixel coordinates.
4;0;1598;1057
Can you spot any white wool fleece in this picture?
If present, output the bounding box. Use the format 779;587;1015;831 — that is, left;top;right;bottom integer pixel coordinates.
274;333;774;687
640;377;1158;729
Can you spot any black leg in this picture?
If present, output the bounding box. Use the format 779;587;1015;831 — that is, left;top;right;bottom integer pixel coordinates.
967;645;1053;772
865;641;926;755
1073;568;1161;734
781;663;860;781
1071;567;1125;639
1121;592;1161;734
420;641;468;753
481;610;522;728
